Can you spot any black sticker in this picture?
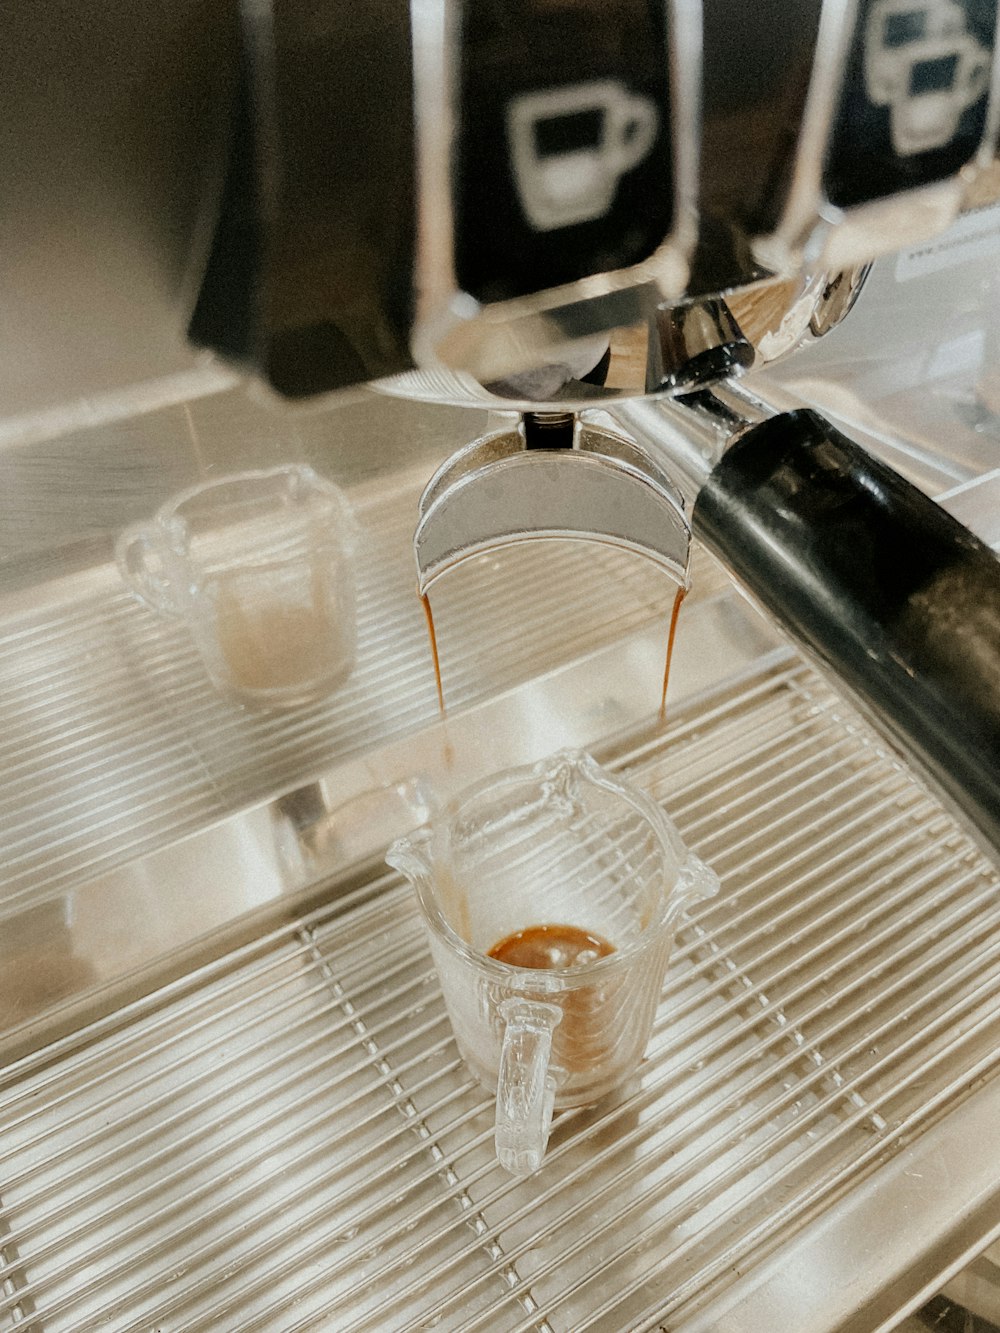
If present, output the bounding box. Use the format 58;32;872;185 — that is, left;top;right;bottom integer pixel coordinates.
825;0;996;208
453;0;675;303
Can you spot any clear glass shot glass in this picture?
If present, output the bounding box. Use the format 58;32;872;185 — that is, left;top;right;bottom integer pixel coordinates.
116;465;358;708
387;750;718;1176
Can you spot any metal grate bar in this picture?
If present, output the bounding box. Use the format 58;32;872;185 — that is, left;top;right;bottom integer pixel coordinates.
152;842;992;1333
287;861;994;1331
664;711;850;824
0;1006;460;1324
0;873;403;1104
0;757;928;1205
156;1129;512;1331
1;482;709;915
413;894;1000;1332
116;1121;502;1333
3;663;1000;1331
0;1195;34;1327
0;932;433;1178
0;1030;466;1288
0;954;440;1235
620;659;810;763
0;931;403;1141
523;1000;1000;1333
657;842;980;1092
242;735;986;1327
0;930;317;1115
672;796;938;968
673;791;935;969
300;926;553;1333
588;982;1000;1333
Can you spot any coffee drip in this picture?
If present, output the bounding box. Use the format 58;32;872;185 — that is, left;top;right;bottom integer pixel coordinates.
488;924;616;970
420;582;686;723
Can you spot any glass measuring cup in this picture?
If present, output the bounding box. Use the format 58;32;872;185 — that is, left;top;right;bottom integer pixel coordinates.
386;751;718;1176
116;466;357;707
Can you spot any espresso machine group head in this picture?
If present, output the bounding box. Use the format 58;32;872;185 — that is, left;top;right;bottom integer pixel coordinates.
190;0;1000;400
185;0;1000;857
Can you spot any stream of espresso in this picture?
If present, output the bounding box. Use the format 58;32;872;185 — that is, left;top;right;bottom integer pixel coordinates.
420;592;446;716
658;585;686;722
422;581;685;724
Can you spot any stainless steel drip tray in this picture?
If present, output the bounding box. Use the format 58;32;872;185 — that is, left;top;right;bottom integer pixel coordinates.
3;651;1000;1331
0;460;734;927
0;528;776;1056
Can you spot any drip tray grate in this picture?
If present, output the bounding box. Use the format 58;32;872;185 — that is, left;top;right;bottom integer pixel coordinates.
0;468;725;920
2;661;1000;1330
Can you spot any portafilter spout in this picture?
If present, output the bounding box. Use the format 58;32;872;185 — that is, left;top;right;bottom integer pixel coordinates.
413;414;691;597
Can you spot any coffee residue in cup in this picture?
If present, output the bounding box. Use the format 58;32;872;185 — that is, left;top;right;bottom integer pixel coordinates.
487;923;615;970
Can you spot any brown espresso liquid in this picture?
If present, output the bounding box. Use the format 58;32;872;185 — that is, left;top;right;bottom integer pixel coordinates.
420;592;446;716
422;581;685;724
659;585;686;723
488;924;615;969
489;925;617;1077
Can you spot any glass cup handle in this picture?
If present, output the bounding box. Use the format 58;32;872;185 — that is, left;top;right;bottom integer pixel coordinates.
115;522;180;616
495;999;562;1177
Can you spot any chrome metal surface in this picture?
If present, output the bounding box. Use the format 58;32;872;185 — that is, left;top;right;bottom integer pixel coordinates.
764;227;1000;495
408;0;699;393
751;266;870;365
0;431;736;936
648;296;755;392
748;0;856;274
2;657;999;1330
413;422;691;594
7;0;999;416
612;382;779;503
0;536;758;1052
373;271;861;412
752;0;1000;275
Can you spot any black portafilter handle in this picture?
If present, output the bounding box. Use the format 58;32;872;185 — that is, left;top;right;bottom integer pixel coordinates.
691;409;1000;856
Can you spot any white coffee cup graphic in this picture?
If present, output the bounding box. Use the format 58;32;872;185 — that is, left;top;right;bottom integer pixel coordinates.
507;80;659;231
865;0;992;157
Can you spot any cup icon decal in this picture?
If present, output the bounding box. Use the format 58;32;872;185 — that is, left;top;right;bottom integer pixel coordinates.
506;80;659;231
865;0;992;156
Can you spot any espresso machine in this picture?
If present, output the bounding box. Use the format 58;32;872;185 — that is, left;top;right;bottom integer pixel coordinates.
189;0;1000;857
4;2;1000;1329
